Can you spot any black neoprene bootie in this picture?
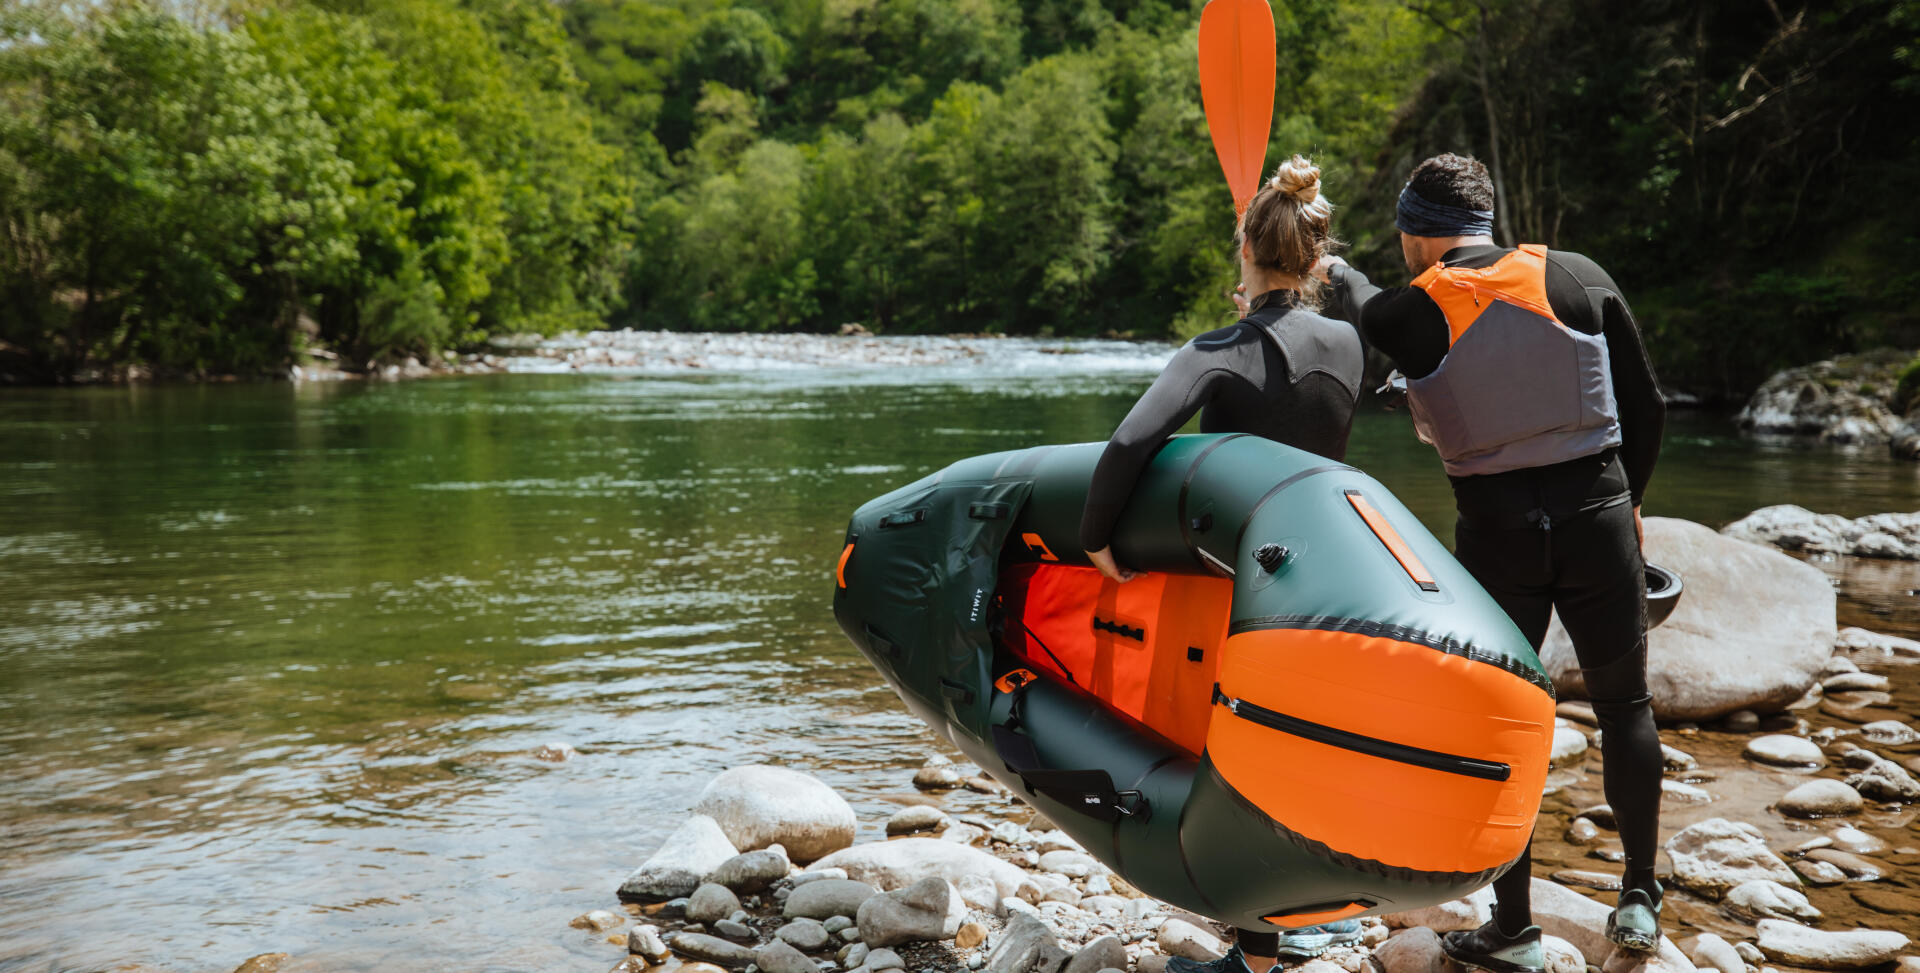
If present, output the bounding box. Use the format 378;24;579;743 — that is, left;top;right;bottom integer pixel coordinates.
1440;918;1544;973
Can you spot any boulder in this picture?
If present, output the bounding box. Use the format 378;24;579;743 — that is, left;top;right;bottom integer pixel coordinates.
1543;518;1833;720
754;940;817;973
1734;351;1913;445
667;932;757;969
1156;919;1224;962
1755;919;1910;969
691;765;857;863
783;879;880;920
1664;818;1799;897
1722;505;1920;560
686;883;743;924
886;805;949;836
856;877;966;948
707;846;790;893
1372;928;1449;973
1777;779;1863;817
811;838;1034;901
618;814;740;902
1743;735;1825;767
1063;935;1127;973
987;912;1069;973
1723;880;1820;922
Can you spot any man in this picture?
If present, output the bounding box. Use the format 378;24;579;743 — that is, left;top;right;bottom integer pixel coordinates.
1316;154;1666;972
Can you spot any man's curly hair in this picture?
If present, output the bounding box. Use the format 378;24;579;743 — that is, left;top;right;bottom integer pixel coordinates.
1407;154;1495;211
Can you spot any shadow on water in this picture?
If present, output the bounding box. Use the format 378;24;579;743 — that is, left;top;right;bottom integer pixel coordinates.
1;367;1916;971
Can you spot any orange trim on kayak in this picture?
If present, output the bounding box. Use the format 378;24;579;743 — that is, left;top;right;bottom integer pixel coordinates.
836;543;854;588
1345;491;1438;592
1263;901;1370;929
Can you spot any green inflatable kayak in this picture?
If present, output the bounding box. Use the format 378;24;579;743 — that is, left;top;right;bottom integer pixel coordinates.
832;434;1556;930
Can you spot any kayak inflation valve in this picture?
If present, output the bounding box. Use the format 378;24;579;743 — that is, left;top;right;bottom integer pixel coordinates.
1254;543;1288;572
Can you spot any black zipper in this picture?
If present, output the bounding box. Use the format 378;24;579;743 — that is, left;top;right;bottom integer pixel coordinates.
1213;689;1511;782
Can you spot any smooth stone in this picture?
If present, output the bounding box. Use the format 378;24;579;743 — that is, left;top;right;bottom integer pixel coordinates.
1567;818;1603;845
1382;886;1494;931
572;909;624;932
1846;758;1920;801
1791;858;1849;885
783;879;880;920
1744;735;1826;767
688;883;745;924
1663;780;1714;803
1156;919;1225;962
989;822;1034;846
961;776;1007;794
1686;933;1745;973
940;823;986;845
865;947;905;971
608;957;647;973
1850;885;1920;915
1552;869;1622;891
1137;958;1171;973
1823;672;1890;692
956;874;1001;915
1038;850;1100;878
790;869;849;886
712;919;756;941
1778;779;1864;817
1835;627;1920;663
755;940;818;973
692;765;858;863
630;924;670;962
886;806;949;836
1725;710;1762;732
667;932;758;969
1546;518;1834;721
1861;720;1919;745
823;915;854;934
811;838;1033;901
1724;880;1821;922
1032;830;1082;854
1663;744;1699;771
1553;726;1590;766
855;877;965;948
709;846;792;893
1802;847;1887;880
1665;818;1799;896
1081;895;1126;915
1589;843;1627;863
1734;943;1765;965
840;942;869;968
1372;927;1449;973
619;814;741;902
1063;935;1127;973
1828;825;1889;854
776;918;830;952
231;955;290;973
1578;804;1618;829
955;921;988;950
1541;935;1585;973
1755;919;1909;969
1558;701;1600;726
987;912;1069;973
912;765;962;791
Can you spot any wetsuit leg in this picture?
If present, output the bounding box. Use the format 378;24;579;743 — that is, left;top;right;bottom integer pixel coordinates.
1549;502;1661;896
1453;520;1556;935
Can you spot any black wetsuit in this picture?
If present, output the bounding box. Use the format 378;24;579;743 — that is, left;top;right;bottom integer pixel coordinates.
1078;291;1365;554
1329;247;1666;926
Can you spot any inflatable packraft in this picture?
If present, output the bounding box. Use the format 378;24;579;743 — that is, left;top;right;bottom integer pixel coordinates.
832;434;1557;930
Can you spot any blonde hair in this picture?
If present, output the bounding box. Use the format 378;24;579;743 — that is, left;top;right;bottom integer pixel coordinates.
1237;155;1338;305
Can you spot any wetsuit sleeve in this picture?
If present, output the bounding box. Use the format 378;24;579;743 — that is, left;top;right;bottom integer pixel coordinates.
1079;345;1229;553
1327;263;1450;379
1546;253;1666;505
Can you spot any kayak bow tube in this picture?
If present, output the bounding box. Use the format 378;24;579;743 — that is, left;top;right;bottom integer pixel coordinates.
832;435;1555;929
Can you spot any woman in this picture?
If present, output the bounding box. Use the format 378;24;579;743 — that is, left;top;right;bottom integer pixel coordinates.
1078;156;1367;973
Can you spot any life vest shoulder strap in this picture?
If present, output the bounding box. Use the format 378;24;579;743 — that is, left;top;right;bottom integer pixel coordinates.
1411;244;1557;345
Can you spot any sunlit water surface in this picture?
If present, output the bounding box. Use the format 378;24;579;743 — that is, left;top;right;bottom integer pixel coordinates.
4;339;1919;972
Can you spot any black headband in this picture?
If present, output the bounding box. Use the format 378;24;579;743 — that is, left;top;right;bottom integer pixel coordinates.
1394;184;1494;238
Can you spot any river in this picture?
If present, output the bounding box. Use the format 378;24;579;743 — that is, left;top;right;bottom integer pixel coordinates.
3;337;1917;972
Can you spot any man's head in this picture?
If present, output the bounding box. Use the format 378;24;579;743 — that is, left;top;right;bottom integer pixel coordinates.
1396;153;1496;273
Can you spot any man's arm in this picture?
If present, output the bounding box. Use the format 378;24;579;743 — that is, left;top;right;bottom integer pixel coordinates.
1325;262;1450;379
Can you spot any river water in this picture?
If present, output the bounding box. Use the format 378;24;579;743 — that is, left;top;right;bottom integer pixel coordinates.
3;338;1918;972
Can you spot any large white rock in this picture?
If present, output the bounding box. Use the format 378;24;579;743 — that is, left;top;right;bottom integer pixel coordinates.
691;765;856;863
1664;818;1799;898
1544;518;1833;720
1723;879;1820;922
619;814;740;902
1723;505;1920;560
1756;919;1910;969
810;838;1034;901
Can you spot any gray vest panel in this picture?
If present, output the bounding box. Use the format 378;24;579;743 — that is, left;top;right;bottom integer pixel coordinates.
1406;299;1622;476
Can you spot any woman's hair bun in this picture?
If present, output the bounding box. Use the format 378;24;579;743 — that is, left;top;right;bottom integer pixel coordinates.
1269;155;1321;204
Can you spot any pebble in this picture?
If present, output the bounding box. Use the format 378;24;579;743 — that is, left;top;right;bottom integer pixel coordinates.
788;868;849;886
1724;710;1761;732
1744;734;1827;767
960;776;1007;795
1828;825;1888;854
713;918;756;941
1008;850;1039;868
608;957;647;973
885;806;948;836
841;943;869;968
840;927;861;943
1725;879;1821;921
776;918;830;951
1575;804;1616;829
784;880;879;921
1802;847;1887;880
1756;919;1910;969
865;947;905;971
823;916;854;934
1791;858;1849;885
571;910;624;932
1155;919;1224;961
1550;869;1621;891
912;766;962;791
989;822;1034;846
1557;701;1598;726
955;922;988;950
1778;779;1864;817
1663;744;1699;771
1823;672;1890;692
687;883;744;924
1588;843;1626;863
754;940;817;973
1861;720;1919;745
667;932;758;968
630;925;670;962
941;823;987;845
1735;942;1766;964
1662;779;1713;803
1551;726;1589;766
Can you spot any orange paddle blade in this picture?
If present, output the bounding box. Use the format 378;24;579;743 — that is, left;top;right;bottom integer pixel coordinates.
1198;0;1276;215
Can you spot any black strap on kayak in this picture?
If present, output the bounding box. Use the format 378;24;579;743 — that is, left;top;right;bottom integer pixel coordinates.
989;723;1149;823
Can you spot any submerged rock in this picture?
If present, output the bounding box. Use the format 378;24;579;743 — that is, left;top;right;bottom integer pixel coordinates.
1743;735;1825;767
691;765;857;863
1724;879;1820;922
1834;628;1920;663
1665;818;1799;897
1735;350;1915;445
618;814;740;902
1544;518;1833;720
1755;919;1910;969
1778;779;1864;817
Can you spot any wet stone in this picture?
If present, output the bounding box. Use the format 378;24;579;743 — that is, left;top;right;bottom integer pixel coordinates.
776;918;830;952
572;910;625;932
1551;869;1622;891
1860;720;1919;745
1744;735;1826;767
912;766;962;791
1588;843;1626;863
713;919;756;941
1724;710;1762;732
1756;919;1910;969
955;921;988;950
1726;879;1821;922
687;884;743;924
1823;672;1891;692
1828;825;1888;854
630;925;670;962
1663;744;1699;771
823;916;854;934
1557;701;1599;726
1662;780;1713;803
886;806;948;836
667;932;758;969
1792;858;1849;885
1576;804;1616;829
1778;779;1864;817
1802;847;1887;880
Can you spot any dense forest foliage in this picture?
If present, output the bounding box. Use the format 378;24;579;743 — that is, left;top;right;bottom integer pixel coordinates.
1;0;1916;396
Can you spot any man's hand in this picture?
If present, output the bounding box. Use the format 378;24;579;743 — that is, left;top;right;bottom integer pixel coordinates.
1311;254;1348;283
1634;505;1644;549
1230;282;1250;316
1086;546;1139;583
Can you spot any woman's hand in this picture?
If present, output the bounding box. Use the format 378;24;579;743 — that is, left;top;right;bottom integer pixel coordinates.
1634;505;1644;550
1230;283;1250;316
1086;547;1139;583
1311;254;1348;283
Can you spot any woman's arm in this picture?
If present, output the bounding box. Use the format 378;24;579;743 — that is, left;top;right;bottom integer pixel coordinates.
1079;344;1227;578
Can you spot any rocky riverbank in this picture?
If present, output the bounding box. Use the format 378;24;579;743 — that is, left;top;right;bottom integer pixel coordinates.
1734;348;1920;458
